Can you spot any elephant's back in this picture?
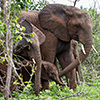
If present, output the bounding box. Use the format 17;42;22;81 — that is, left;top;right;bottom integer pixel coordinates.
19;10;39;26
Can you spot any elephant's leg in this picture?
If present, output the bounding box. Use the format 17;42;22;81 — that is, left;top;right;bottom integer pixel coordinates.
76;65;81;85
57;51;77;90
40;48;56;90
54;58;63;84
22;67;31;83
41;79;49;90
68;68;76;90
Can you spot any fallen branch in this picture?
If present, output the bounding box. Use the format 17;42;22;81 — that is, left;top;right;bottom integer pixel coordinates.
57;91;89;100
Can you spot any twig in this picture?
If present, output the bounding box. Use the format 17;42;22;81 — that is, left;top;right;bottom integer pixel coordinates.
23;64;35;93
5;54;26;88
74;0;77;6
0;75;5;86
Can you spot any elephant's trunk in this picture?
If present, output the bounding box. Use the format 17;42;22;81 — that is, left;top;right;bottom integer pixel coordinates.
55;76;66;86
31;37;42;96
59;28;93;77
34;57;42;95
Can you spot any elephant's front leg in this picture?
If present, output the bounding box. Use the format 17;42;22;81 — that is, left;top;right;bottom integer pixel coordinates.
66;68;76;90
57;50;77;90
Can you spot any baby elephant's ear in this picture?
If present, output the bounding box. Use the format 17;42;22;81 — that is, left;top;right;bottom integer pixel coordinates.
32;24;45;45
41;62;49;80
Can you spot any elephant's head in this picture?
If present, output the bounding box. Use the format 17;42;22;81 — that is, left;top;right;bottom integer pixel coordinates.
41;61;65;86
18;60;65;86
38;4;93;76
14;18;45;62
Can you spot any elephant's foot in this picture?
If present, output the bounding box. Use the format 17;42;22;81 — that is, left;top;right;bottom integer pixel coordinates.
70;83;77;91
65;72;77;90
66;78;76;90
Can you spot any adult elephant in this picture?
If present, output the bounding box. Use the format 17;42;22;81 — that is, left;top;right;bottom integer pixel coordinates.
19;3;93;90
39;4;93;89
14;18;45;95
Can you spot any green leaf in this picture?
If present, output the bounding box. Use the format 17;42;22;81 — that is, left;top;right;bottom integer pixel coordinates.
18;35;22;40
0;56;6;64
22;26;26;31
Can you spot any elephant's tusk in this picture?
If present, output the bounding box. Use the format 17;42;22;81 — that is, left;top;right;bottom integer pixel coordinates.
92;45;98;53
32;58;36;64
81;44;86;55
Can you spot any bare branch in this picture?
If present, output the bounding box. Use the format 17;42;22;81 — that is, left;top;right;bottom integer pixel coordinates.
68;0;80;6
74;0;78;6
57;91;89;100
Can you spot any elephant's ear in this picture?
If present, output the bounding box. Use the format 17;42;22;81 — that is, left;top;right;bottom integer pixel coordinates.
39;4;72;42
18;17;45;45
32;24;46;45
41;62;49;80
17;16;33;33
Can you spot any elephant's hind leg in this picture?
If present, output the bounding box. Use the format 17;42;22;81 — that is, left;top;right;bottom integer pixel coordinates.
41;79;49;91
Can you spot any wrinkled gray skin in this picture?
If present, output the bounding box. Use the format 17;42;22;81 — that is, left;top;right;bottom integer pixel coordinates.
13;19;45;95
17;60;65;90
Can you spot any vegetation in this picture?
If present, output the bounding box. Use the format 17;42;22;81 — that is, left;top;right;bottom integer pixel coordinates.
0;80;100;100
81;7;100;82
0;0;100;99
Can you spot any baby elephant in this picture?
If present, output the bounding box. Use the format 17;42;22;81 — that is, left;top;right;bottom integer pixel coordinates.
17;60;65;90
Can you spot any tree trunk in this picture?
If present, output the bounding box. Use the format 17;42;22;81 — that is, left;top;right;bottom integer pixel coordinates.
3;0;14;99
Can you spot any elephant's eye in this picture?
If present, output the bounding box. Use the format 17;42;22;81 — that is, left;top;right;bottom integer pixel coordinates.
76;24;80;29
50;72;55;76
26;45;31;50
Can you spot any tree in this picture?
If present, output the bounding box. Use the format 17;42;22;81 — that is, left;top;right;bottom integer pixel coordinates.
2;0;14;99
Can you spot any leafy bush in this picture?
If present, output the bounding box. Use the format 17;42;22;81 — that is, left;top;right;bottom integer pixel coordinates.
0;81;100;100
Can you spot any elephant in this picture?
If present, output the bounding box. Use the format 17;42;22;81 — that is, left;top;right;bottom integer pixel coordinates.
13;18;46;95
18;3;93;91
16;60;65;91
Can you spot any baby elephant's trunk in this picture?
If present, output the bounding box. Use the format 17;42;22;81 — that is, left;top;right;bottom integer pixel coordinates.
55;76;66;86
